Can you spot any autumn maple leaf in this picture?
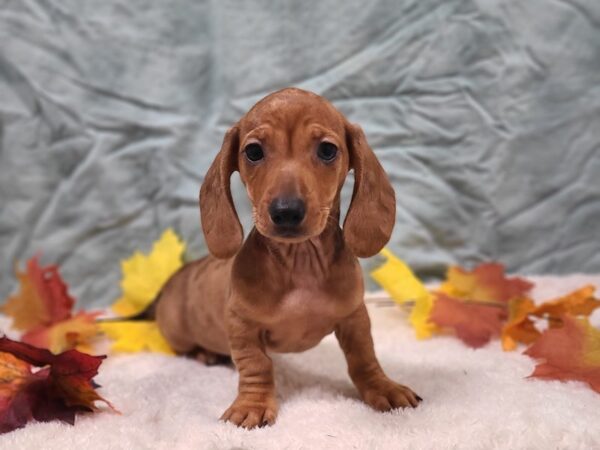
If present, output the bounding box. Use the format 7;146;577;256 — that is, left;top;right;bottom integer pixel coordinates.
0;336;116;434
429;293;507;348
524;315;600;393
2;256;73;330
371;249;437;339
532;285;600;326
23;312;101;355
1;257;100;354
111;228;185;316
427;263;533;348
502;286;600;351
501;297;539;351
99;321;174;355
439;263;533;304
99;229;183;355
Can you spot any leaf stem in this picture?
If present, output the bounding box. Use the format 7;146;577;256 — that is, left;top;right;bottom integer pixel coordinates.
365;296;507;309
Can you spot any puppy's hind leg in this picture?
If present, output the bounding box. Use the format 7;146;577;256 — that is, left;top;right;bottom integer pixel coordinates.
155;295;198;356
188;347;232;366
158;315;231;366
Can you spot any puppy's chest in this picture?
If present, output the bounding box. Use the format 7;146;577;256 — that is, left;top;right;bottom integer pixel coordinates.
261;289;346;353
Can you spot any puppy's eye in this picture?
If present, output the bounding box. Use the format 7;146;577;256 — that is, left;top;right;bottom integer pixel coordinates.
244;143;264;162
316;142;338;162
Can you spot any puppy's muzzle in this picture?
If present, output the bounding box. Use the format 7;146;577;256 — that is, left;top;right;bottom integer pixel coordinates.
268;196;305;235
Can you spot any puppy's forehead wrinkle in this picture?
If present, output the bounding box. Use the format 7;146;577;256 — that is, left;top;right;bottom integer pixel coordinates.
242;89;344;138
249;87;321;113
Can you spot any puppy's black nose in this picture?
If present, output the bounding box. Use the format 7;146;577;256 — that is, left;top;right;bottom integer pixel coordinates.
269;197;306;227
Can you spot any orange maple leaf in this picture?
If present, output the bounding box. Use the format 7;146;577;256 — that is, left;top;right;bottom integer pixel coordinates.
501;297;539;351
502;286;600;351
524;315;600;393
2;257;100;354
429;293;507;348
439;263;533;304
2;256;74;329
22;312;101;355
532;285;600;326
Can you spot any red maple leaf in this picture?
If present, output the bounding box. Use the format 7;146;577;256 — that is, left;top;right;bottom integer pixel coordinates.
0;336;116;434
1;257;100;353
524;315;600;393
430;263;533;348
429;293;507;348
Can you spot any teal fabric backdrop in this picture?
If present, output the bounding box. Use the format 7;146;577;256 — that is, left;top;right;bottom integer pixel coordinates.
1;0;599;307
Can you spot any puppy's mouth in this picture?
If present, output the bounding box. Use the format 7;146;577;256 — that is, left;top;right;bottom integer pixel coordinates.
273;225;304;238
253;210;330;244
257;222;310;243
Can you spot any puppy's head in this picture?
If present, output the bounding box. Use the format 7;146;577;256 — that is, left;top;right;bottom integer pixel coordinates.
200;88;395;259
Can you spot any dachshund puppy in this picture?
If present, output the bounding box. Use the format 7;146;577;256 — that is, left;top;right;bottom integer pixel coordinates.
156;87;421;429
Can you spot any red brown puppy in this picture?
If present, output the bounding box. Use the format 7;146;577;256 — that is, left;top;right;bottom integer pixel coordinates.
156;87;421;429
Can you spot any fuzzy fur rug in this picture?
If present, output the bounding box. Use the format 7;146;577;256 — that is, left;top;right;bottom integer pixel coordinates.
2;275;600;450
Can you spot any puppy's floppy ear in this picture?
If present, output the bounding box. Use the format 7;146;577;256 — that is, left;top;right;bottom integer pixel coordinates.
343;123;396;258
199;125;243;259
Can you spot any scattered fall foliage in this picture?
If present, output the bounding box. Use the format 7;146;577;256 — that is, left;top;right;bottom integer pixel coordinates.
372;249;600;395
99;321;174;355
102;228;182;354
1;257;100;354
439;263;533;304
371;249;437;339
2;256;74;330
428;263;532;348
525;315;600;394
531;285;600;324
0;229;185;434
501;297;539;351
0;336;116;434
373;252;600;358
111;228;185;316
502;285;600;351
429;293;506;348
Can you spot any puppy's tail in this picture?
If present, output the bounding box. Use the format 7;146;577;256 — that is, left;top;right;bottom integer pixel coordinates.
97;294;160;323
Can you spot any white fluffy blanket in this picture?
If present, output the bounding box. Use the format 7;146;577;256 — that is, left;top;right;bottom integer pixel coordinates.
2;275;600;449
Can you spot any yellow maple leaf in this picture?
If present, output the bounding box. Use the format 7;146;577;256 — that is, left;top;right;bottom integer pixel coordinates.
371;248;437;339
99;321;175;355
408;292;437;340
112;229;185;316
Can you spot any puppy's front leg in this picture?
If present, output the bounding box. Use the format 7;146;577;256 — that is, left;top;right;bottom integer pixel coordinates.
221;310;277;429
335;303;422;411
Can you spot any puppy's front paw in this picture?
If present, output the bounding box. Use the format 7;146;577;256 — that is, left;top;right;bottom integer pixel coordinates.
360;377;422;411
220;393;278;429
